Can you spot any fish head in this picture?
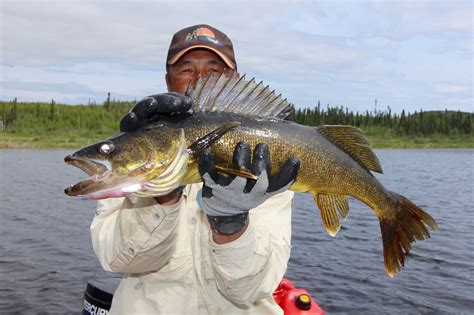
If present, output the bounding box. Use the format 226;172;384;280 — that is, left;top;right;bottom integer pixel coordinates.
64;127;188;199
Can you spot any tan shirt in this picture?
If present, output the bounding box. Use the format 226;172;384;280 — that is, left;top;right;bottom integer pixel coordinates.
91;184;294;314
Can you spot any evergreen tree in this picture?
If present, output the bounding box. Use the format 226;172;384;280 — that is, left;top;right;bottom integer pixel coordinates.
50;99;55;121
1;103;5;131
11;97;18;122
387;106;392;128
444;109;449;134
36;103;41;119
105;92;111;111
462;115;472;134
419;109;424;134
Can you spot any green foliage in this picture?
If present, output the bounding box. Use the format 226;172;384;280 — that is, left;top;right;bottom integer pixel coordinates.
0;99;134;140
0;98;472;148
293;105;473;138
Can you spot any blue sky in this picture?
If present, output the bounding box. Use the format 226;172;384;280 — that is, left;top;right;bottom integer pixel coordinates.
1;0;472;113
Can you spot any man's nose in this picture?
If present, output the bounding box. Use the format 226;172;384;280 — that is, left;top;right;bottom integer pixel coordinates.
194;69;210;79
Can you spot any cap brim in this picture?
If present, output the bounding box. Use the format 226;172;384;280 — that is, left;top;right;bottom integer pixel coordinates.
167;45;236;69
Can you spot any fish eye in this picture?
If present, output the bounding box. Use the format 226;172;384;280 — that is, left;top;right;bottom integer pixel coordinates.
98;141;114;155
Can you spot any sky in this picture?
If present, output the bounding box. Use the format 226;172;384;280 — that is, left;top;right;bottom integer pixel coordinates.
1;0;472;113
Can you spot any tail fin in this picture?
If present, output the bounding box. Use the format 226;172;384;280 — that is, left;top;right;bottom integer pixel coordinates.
380;192;437;277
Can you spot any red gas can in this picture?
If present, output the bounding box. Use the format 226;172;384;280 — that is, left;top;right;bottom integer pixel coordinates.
273;278;324;315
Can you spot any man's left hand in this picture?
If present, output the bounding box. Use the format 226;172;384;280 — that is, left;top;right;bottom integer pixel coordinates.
198;142;300;235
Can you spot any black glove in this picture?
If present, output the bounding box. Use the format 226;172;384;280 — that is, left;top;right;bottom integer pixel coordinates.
120;92;193;132
198;142;300;235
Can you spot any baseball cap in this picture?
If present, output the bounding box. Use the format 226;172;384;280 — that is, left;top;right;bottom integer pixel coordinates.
166;24;236;70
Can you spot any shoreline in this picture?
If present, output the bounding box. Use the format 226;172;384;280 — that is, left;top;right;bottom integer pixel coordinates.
1;134;473;149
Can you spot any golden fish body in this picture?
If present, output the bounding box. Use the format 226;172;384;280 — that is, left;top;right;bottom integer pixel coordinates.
65;73;437;276
149;111;437;277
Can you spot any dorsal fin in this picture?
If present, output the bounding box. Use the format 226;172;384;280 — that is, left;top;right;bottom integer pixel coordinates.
317;125;383;173
186;73;292;119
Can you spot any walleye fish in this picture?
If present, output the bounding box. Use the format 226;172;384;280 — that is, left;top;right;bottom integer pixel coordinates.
65;73;437;277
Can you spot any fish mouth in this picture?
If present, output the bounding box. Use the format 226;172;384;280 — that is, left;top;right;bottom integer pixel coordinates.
64;158;143;200
64;155;123;198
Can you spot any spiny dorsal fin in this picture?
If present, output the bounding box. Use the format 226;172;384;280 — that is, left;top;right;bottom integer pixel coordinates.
186;73;292;119
317;125;383;174
314;193;350;237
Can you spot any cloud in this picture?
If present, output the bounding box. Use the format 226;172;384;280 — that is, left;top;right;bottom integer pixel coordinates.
1;0;472;113
433;83;471;95
372;0;473;35
1;63;166;103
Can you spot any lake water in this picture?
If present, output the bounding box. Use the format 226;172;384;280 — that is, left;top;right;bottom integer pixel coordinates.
0;149;473;314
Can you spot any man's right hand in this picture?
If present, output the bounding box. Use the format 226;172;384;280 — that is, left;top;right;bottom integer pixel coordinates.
120;92;193;132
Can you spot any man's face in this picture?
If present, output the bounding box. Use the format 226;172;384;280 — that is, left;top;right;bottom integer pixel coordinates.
166;49;234;93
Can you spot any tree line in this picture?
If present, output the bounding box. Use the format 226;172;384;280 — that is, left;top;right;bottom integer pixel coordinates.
0;98;134;136
1;98;472;137
292;101;472;136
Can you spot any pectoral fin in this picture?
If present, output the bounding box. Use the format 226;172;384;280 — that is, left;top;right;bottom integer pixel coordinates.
187;122;241;156
187;122;257;180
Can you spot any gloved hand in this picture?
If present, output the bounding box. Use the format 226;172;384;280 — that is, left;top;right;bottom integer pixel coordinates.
198;141;300;235
120;92;193;132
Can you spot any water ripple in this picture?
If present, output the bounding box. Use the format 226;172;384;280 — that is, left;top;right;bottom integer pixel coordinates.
0;149;473;313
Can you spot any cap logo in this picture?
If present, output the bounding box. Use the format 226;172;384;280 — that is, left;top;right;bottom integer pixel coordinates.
185;27;223;46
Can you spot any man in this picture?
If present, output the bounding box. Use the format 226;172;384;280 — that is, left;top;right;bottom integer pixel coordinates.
91;24;300;314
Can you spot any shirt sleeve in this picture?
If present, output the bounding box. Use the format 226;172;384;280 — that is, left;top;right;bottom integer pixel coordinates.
209;191;293;306
90;195;183;274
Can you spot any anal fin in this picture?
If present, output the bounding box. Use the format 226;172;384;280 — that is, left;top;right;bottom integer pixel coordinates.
314;193;350;236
